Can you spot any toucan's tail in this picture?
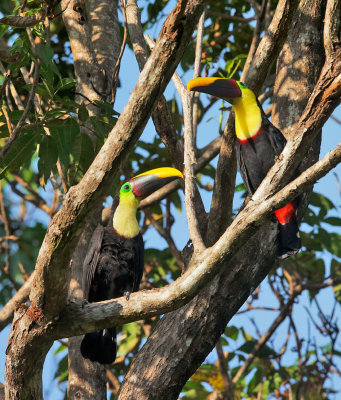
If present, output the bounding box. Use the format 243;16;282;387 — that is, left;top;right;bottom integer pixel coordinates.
80;327;117;364
274;202;301;259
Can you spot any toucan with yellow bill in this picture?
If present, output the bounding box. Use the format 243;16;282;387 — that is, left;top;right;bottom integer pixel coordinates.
187;77;301;259
80;167;183;364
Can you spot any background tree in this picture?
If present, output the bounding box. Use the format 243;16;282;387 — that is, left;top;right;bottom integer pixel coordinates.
0;0;340;399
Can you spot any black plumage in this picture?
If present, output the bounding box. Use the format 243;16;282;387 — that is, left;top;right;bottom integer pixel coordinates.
236;104;301;259
80;226;144;364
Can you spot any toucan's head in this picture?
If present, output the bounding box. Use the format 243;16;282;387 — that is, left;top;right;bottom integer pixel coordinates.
119;167;183;205
115;167;183;238
187;77;253;105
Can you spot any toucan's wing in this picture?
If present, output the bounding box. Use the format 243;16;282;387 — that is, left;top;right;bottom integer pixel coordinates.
132;233;144;292
236;142;256;194
264;119;286;156
82;225;105;300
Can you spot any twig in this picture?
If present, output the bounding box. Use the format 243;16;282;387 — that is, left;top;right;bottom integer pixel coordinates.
0;60;41;163
106;368;120;393
111;0;128;104
233;290;298;383
215;339;234;400
5;177;51;215
331;115;341;124
207;11;256;23
1;105;13;136
143;209;185;271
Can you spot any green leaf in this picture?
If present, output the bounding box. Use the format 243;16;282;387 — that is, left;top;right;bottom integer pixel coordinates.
224;325;239;341
54;354;68;383
238;340;277;358
55;78;76;92
38;134;59;186
0;130;40;178
310;192;335;212
92;100;119;117
78;105;89;122
324;217;341;226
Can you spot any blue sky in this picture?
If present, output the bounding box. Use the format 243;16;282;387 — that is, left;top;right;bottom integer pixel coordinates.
1;3;341;398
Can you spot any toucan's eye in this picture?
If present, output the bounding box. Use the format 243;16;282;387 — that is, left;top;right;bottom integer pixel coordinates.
122;182;131;192
237;81;247;89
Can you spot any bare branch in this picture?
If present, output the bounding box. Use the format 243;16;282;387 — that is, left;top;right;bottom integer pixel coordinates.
0;273;34;331
193;10;205;79
324;0;341;58
215;340;234;400
0;10;45;27
143;209;185;271
0;59;41;163
206;11;256;23
111;0;128;104
171;71;206;252
233;291;297;384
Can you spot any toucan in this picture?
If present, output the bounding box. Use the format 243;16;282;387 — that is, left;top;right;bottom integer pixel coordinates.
80;167;183;364
187;77;301;259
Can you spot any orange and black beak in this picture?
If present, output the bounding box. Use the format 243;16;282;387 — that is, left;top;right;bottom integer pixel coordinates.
130;167;183;198
187;77;242;102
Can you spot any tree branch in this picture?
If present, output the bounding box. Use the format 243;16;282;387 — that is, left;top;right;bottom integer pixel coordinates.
56;137;341;338
5;2;210;398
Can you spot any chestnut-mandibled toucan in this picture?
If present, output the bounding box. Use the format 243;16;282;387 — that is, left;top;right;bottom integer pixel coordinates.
187;77;301;259
80;167;183;364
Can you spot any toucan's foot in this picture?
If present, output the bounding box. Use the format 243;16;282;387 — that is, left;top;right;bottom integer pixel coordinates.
81;299;88;308
124;291;131;300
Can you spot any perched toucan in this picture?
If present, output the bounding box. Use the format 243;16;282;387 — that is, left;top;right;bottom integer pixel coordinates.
80;167;183;364
187;77;301;259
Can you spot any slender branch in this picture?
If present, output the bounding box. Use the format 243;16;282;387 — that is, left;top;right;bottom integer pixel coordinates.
111;0;128;104
172;71;206;252
143;209;185;271
0;273;35;331
0;60;41;163
5;178;51;215
232;291;297;384
215;340;234;400
11;173;52;214
206;11;256;23
324;0;341;58
132;136;220;210
192;9;205;144
242;0;268;80
193;10;205;80
0;9;46;27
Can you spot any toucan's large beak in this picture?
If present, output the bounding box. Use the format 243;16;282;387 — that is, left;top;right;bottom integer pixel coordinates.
187;77;242;102
130;167;183;198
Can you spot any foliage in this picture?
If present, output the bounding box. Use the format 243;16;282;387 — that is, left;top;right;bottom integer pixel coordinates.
0;0;340;399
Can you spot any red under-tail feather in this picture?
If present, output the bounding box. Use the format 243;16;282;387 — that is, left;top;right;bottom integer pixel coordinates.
274;202;301;259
